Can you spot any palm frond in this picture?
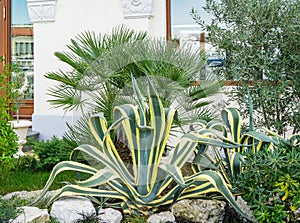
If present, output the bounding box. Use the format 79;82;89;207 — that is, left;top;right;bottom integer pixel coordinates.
92;82;120;125
47;85;88;112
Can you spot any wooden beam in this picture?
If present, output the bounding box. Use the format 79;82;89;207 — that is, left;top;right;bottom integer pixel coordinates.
0;0;11;67
166;0;171;40
0;0;11;101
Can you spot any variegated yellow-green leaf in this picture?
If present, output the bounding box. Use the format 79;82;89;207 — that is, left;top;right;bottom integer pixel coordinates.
33;77;250;219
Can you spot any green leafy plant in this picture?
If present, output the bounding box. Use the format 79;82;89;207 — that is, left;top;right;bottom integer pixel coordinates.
73;212;99;223
25;136;73;170
7;155;39;171
45;25;221;149
192;107;279;185
0;196;23;222
33;76;248;218
0;60;19;162
191;104;300;222
10;63;32;122
122;214;148;223
234;138;300;223
191;0;300;135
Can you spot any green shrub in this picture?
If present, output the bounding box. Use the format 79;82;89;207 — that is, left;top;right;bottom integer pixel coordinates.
234;139;300;223
25;136;71;170
8;155;40;171
192;0;300;135
0;196;23;222
0;120;18;162
0;62;19;162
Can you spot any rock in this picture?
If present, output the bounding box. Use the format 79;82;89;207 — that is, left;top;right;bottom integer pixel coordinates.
10;206;49;223
50;196;96;223
235;196;255;221
147;211;176;223
98;208;123;223
295;208;300;221
171;199;226;223
3;190;59;202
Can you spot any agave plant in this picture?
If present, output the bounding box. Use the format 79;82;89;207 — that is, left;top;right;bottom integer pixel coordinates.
191;107;288;185
45;25;221;149
33;77;248;218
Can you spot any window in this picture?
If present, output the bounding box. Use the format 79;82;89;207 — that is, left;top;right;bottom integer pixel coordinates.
11;0;34;97
167;0;212;41
11;0;34;119
167;0;223;69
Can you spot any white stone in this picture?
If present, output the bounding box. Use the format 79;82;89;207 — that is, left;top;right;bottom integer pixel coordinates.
10;206;49;223
3;190;59;202
172;199;226;223
98;208;123;223
50;196;96;223
147;211;175;223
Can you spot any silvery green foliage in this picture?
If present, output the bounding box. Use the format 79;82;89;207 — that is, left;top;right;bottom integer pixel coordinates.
192;0;300;135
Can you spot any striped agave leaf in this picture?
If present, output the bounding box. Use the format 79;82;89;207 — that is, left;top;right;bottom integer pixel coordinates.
33;76;250;219
192;107;279;183
288;134;300;146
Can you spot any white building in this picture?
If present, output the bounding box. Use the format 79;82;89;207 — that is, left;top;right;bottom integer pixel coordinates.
26;0;215;139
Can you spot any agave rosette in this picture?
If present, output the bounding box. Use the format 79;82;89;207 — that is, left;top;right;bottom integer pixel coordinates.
192;107;282;184
33;77;248;218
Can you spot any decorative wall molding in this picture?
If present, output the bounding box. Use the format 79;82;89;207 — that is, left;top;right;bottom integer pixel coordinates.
26;0;57;23
121;0;154;19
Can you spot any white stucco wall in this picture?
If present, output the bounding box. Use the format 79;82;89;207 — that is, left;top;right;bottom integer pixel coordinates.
29;0;166;139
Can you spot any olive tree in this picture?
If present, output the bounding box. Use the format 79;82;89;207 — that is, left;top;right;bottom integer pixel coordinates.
192;0;300;135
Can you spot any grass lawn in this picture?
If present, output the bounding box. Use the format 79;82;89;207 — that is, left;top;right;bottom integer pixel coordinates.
0;164;79;196
0;162;150;223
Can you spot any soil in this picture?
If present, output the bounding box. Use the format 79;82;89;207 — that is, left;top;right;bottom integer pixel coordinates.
115;139;132;166
221;203;253;223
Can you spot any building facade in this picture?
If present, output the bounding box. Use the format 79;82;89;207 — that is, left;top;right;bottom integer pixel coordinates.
11;25;34;74
26;0;220;139
27;0;167;139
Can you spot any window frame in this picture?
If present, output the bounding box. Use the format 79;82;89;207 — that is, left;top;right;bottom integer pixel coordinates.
166;0;171;40
1;0;34;119
0;0;11;67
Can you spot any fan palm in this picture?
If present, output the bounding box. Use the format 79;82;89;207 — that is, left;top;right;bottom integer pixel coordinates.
45;25;221;148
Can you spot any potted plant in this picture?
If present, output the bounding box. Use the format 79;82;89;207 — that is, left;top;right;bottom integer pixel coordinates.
9;64;32;156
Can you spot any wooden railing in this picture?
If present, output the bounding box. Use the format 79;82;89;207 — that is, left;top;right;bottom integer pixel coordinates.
12;99;34;120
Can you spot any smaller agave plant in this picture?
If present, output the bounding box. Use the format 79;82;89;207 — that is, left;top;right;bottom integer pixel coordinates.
192;107;299;185
33;76;249;218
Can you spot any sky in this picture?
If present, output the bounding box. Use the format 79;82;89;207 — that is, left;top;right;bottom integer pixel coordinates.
171;0;211;25
171;0;212;38
12;0;31;25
